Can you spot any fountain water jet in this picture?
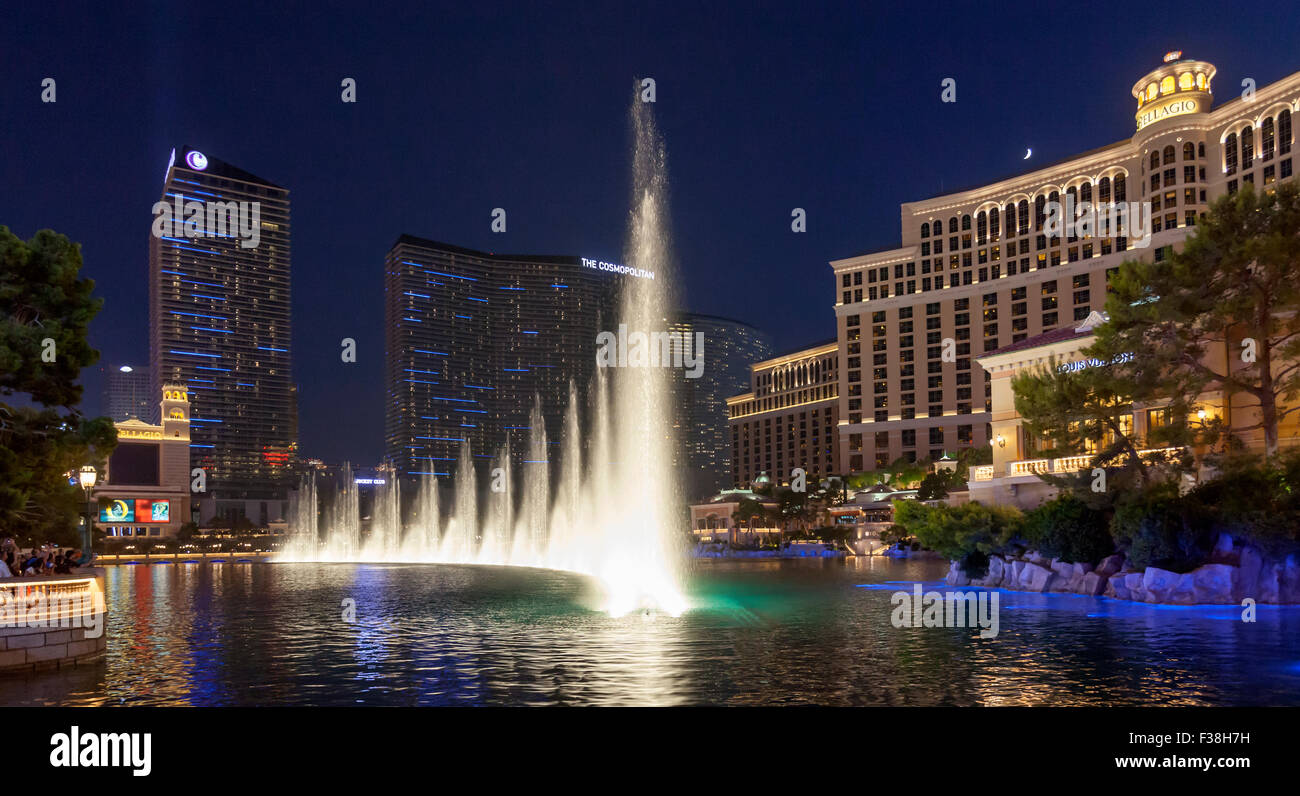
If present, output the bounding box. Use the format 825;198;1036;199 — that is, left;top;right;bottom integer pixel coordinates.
278;87;689;616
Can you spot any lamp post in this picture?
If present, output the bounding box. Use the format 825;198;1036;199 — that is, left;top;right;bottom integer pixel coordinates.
78;465;97;553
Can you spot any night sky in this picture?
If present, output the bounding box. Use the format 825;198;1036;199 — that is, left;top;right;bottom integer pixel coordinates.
2;0;1295;465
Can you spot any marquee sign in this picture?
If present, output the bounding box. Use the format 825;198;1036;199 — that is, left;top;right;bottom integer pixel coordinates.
1136;96;1205;130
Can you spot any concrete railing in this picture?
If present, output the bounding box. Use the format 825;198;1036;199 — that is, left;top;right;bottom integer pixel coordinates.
0;568;107;674
984;447;1187;481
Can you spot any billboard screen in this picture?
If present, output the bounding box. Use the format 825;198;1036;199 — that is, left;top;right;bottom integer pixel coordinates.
134;499;171;523
98;498;135;523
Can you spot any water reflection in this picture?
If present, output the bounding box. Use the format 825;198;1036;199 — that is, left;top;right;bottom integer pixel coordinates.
1;558;1298;706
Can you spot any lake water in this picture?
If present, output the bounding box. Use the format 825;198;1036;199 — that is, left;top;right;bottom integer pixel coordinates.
3;558;1299;706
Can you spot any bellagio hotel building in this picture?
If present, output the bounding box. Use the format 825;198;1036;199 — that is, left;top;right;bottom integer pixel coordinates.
830;54;1299;474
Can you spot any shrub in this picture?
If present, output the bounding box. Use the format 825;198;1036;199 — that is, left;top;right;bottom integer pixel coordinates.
1186;454;1300;558
1022;494;1114;564
892;499;1024;577
1110;486;1215;573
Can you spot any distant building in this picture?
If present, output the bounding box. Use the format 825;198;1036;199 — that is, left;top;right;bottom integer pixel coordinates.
667;313;771;500
688;489;781;544
383;236;625;477
93;384;192;539
103;364;151;422
727;339;840;489
148;146;296;524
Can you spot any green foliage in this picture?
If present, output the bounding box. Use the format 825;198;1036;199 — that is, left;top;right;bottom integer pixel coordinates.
1109;484;1215;573
0;227;116;543
892;499;1025;576
1022;494;1114;564
1185;450;1300;558
917;472;948;501
1096;182;1300;457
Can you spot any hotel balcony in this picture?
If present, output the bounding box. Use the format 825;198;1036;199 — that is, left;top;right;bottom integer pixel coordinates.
969;447;1184;508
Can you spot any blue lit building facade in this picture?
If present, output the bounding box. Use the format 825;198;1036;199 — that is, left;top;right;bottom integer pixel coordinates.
148;147;297;518
384;236;621;477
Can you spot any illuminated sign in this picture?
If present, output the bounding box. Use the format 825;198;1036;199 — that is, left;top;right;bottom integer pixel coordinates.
118;428;162;440
99;499;134;523
354;478;386;485
581;257;655;280
185;150;208;170
1136;97;1202;130
1059;352;1134;373
134;499;171;523
1163;51;1182;63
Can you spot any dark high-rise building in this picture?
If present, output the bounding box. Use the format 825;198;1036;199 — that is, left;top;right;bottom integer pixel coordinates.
148;147;296;512
666;313;771;500
102;364;151;422
384;236;626;476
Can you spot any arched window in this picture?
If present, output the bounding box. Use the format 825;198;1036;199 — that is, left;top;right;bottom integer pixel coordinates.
1196;73;1206;90
1150;151;1160;171
1225;132;1238;175
1034;195;1046;231
949;216;958;233
1198;142;1205;158
1114;175;1126;202
1080;181;1092;204
1017;200;1029;235
1163;145;1175;165
1280;109;1292;155
1263;117;1276;161
1099;176;1111;203
1183;141;1195;160
1005;204;1016;235
977;211;987;244
1242;126;1254;169
989;207;1000;239
921;224;929;238
1178;73;1194;90
1161;76;1175;95
961;214;971;231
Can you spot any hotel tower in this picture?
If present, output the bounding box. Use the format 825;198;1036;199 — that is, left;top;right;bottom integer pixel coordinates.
831;55;1298;474
383;236;624;478
149;147;296;521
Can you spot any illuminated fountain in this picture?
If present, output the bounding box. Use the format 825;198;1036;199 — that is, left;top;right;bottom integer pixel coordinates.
279;93;688;615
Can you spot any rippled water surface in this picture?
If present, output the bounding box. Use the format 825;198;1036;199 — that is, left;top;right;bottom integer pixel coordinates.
3;558;1299;706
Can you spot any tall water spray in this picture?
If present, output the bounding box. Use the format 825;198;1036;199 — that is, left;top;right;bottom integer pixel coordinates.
278;88;688;615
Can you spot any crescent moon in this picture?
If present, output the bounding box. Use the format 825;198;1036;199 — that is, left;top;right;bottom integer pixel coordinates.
1024;148;1032;159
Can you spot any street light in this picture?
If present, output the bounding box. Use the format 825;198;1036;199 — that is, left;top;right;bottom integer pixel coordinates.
78;465;97;553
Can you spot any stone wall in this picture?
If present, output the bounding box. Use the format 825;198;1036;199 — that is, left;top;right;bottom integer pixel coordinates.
0;569;108;674
944;536;1300;605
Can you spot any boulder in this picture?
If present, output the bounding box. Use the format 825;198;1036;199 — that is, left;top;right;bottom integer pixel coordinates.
1021;562;1057;592
1142;567;1181;602
1282;555;1300;604
1191;564;1235;604
1010;560;1026;587
1259;563;1282;603
1095;554;1125;579
1234;546;1264;603
1168;573;1197;605
986;555;1006;586
1080;571;1108;596
1106;576;1129;600
947;561;970;587
1124;572;1146;601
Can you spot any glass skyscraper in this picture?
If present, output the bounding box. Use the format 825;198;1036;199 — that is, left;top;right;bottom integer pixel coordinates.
667;313;771;500
148;146;296;509
384;236;624;477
